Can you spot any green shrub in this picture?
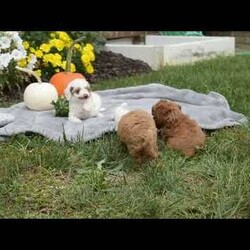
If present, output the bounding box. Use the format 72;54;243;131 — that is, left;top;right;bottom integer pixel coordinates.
51;96;69;117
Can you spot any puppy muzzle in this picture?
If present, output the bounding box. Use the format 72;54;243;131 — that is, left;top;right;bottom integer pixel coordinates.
78;94;89;100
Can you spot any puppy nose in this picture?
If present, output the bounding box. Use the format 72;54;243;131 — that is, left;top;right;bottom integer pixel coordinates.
83;94;89;99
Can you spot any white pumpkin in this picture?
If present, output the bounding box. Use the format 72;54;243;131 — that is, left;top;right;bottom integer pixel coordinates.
23;82;58;111
16;66;58;111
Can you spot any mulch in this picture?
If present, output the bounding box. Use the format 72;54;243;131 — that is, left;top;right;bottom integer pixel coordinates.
85;51;153;83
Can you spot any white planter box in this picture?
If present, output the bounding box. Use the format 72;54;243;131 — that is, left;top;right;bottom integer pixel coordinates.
104;35;235;70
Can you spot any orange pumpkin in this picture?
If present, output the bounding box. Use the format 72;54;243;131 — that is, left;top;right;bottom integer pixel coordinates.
50;36;86;96
50;72;85;96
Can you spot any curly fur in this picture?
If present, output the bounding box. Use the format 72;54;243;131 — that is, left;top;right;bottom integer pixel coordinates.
152;100;206;157
117;109;159;164
64;78;103;123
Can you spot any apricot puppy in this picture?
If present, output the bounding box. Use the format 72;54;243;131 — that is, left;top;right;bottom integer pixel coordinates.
117;109;159;164
152;100;205;157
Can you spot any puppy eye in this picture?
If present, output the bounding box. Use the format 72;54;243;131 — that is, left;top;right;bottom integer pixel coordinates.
75;89;80;94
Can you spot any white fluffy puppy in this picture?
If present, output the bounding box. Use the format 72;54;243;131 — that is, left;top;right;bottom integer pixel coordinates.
64;78;103;123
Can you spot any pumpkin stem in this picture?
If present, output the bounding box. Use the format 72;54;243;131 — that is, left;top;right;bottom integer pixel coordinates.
65;36;86;73
15;66;42;83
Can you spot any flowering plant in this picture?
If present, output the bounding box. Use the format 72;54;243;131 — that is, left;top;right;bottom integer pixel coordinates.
0;31;26;70
18;31;97;81
0;31;105;98
0;31;28;96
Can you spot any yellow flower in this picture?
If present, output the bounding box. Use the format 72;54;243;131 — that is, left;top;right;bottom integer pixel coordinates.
70;63;76;72
43;53;62;68
29;47;35;53
42;54;52;63
49;39;65;51
50;32;56;38
89;51;95;61
56;31;72;45
34;70;42;77
34;50;43;58
17;59;27;67
23;41;29;50
86;64;94;74
61;61;76;72
61;61;67;70
74;44;81;50
53;53;63;67
83;43;94;52
40;43;51;53
81;54;90;64
55;68;60;73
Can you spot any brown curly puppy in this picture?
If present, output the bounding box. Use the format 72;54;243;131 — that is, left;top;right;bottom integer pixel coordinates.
117;109;159;164
152;100;206;157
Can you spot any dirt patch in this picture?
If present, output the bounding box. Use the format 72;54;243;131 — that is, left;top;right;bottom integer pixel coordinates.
85;51;153;83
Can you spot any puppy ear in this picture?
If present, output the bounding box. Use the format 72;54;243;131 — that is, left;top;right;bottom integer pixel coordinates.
152;101;162;114
151;105;155;115
64;85;73;100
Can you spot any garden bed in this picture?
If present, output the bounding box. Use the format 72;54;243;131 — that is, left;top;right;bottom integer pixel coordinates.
85;50;152;83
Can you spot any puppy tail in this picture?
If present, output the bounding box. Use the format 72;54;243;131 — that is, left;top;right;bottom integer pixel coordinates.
113;102;129;131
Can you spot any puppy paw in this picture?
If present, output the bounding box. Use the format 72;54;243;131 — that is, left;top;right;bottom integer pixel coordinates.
69;116;82;123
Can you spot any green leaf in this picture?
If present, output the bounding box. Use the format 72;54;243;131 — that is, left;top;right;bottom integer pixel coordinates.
51;96;69;117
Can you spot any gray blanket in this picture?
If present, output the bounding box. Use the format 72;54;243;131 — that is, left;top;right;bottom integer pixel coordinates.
0;83;248;142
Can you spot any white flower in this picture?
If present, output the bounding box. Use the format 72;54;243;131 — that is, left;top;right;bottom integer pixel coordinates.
19;48;27;58
13;36;23;48
0;36;11;49
29;54;37;65
11;49;26;61
8;32;24;49
0;31;27;70
5;31;19;40
26;53;37;70
0;53;12;69
5;31;17;36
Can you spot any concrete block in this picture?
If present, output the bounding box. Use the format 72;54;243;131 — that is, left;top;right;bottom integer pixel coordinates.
104;44;164;70
104;35;235;69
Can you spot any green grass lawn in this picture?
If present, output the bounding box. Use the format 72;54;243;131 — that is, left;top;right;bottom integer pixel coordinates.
0;55;250;218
